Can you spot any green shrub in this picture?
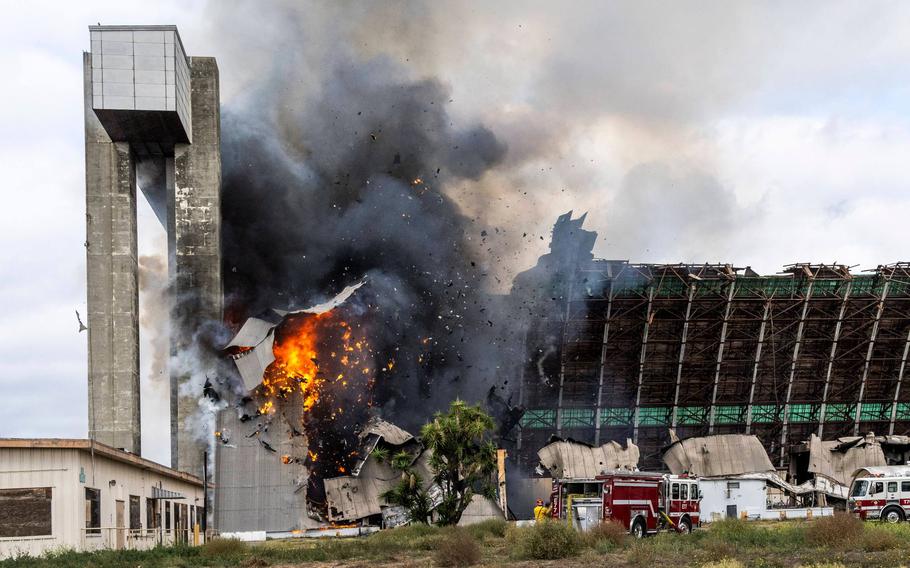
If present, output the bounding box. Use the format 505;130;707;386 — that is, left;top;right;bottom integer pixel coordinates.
507;521;582;560
434;528;481;567
201;537;249;558
804;514;863;549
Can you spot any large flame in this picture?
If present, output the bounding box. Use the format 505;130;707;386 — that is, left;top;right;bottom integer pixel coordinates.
260;312;327;413
255;307;377;477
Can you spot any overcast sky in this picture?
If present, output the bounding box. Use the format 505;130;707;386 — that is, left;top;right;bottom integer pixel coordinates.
2;1;910;466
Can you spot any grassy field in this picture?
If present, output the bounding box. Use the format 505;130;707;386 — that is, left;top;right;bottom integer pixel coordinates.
4;514;910;567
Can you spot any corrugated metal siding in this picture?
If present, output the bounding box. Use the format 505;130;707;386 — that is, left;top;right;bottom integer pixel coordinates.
0;446;204;559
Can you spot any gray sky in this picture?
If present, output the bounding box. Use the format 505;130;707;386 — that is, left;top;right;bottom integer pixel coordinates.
2;1;910;466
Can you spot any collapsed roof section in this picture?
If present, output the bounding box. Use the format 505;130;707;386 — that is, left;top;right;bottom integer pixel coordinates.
663;433;774;477
536;438;639;478
796;433;887;487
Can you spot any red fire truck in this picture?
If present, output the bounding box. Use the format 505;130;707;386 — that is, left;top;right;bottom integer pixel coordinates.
848;467;910;522
550;470;700;537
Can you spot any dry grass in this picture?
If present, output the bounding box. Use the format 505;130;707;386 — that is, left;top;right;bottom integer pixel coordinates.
804;513;864;548
584;520;627;551
200;537;249;558
433;528;481;567
699;560;745;568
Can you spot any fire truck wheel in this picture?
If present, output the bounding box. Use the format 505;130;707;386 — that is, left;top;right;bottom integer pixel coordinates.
882;507;904;523
677;517;691;534
630;518;646;539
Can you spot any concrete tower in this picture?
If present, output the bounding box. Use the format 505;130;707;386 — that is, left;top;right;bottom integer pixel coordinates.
83;25;221;477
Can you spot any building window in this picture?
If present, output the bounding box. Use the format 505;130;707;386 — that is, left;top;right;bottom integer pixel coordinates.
638;407;670;426
788;404;818;423
859;403;891;422
0;488;52;537
129;495;140;530
147;498;160;530
165;501;171;531
713;406;744;425
520;409;556;429
677;406;708;425
600;407;632;426
85;488;101;535
750;405;781;424
561;408;594;428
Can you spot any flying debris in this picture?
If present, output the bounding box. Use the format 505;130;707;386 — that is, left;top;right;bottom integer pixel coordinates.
75;309;87;332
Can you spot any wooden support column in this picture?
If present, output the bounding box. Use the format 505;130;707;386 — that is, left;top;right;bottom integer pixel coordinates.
853;281;891;435
632;286;656;443
708;282;736;433
745;300;772;434
817;280;852;438
780;281;815;465
555;273;576;437
888;326;910;435
671;284;696;427
593;279;615;446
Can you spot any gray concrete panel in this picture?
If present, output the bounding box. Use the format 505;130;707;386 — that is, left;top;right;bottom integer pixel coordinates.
83;53;141;454
170;57;222;477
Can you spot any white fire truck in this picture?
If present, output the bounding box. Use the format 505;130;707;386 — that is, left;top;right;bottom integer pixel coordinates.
848;466;910;522
550;470;701;537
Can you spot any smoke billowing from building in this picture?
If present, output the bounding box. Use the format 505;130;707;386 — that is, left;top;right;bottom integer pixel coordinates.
215;10;531;430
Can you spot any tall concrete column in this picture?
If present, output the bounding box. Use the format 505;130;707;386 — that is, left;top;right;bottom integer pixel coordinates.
84;26;222;474
83;53;141;454
170;57;223;476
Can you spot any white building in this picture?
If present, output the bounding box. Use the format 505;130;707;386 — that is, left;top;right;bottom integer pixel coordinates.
0;439;205;559
698;475;832;521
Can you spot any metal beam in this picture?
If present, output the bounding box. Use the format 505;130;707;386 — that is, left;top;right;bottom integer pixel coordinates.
708;282;736;433
555;273;577;436
817;280;852;438
671;284;696;427
745;300;772;434
780;280;815;466
853;281;891;435
593;280;615;446
515;328;529;452
632;286;656;443
888;325;910;435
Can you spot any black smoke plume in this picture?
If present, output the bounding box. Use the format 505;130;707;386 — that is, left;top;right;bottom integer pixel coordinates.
220;55;513;431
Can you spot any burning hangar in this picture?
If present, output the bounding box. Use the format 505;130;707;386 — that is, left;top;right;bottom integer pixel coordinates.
75;23;910;535
513;212;910;471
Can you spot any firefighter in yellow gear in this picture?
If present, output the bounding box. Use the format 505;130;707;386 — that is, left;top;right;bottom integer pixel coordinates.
533;499;551;521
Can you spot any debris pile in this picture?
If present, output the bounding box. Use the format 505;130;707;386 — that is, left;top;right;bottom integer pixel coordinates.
324;419;436;526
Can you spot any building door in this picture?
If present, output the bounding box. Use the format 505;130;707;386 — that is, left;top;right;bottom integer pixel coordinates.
726;504;737;519
116;500;126;549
